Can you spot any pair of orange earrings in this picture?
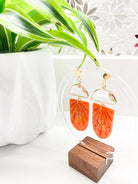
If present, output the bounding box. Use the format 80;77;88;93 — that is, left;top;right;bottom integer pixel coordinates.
69;70;117;139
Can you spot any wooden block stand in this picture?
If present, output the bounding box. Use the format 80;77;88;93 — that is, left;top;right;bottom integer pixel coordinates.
68;136;114;183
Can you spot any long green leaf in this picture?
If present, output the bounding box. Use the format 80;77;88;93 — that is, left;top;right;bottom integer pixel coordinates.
56;0;72;10
5;0;35;49
0;24;13;52
75;10;99;51
0;6;54;39
0;40;2;50
58;2;99;52
69;18;87;46
24;0;73;32
15;9;51;52
0;8;99;65
56;1;99;51
69;17;88;69
27;9;50;25
11;31;17;51
0;0;5;13
48;30;100;66
0;9;73;46
14;37;40;51
45;0;73;32
5;0;32;13
0;2;100;66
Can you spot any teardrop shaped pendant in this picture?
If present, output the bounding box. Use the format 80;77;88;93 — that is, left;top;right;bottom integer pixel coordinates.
70;99;89;131
92;103;114;139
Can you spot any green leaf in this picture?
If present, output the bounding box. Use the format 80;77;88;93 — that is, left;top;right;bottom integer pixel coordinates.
24;0;74;32
0;0;5;13
56;0;72;10
75;10;99;51
0;8;72;46
14;37;40;51
69;18;87;46
11;31;17;51
48;30;100;66
69;17;88;69
0;6;54;39
5;0;33;13
15;8;51;52
46;0;73;32
12;1;71;52
0;1;100;67
0;24;13;52
27;9;50;25
57;2;99;51
0;39;2;50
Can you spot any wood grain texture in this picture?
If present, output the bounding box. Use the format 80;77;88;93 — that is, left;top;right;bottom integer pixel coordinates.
68;136;115;183
81;136;114;158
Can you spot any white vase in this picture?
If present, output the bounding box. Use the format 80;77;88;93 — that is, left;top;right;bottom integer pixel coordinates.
0;50;56;146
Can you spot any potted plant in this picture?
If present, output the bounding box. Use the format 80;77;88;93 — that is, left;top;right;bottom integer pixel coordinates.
0;0;100;146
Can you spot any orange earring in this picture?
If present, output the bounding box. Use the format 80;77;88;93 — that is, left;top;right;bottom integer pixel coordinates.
91;73;117;139
69;70;89;131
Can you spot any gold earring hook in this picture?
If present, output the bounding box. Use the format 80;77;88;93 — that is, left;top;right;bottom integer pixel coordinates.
76;69;83;86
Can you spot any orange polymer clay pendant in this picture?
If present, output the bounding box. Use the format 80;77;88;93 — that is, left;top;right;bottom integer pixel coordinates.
92;103;114;139
70;99;89;131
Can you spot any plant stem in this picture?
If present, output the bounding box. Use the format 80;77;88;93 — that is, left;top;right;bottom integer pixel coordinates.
58;46;62;54
76;54;86;71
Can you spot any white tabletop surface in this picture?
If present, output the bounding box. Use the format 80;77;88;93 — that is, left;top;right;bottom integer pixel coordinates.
0;115;138;184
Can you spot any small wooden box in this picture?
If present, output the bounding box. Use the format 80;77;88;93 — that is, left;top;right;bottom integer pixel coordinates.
68;136;114;183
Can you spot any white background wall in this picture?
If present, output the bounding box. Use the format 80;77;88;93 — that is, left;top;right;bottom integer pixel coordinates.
66;0;138;56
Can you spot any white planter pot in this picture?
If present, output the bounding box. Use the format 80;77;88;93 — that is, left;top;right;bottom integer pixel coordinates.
0;50;56;146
